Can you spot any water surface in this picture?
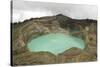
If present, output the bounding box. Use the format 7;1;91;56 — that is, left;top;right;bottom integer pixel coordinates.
27;33;85;55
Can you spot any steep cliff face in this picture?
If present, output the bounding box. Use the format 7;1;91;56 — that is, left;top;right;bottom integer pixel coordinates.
11;14;97;65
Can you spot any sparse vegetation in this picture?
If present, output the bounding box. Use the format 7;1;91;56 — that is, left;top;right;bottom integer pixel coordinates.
11;14;97;65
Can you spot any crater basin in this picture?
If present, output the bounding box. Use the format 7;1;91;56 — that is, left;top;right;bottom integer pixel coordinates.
27;33;85;55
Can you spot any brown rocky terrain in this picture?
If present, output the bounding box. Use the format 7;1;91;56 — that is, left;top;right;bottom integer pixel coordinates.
11;14;97;66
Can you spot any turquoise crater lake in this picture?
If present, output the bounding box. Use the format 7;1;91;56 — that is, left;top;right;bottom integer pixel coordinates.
27;33;85;55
